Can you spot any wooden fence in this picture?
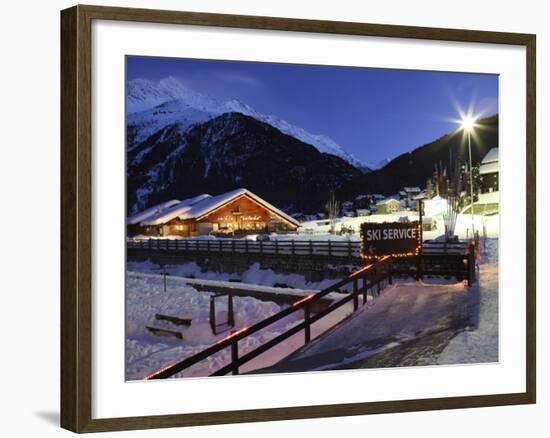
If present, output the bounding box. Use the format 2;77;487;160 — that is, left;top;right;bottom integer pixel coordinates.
128;238;475;285
128;237;360;258
145;256;393;379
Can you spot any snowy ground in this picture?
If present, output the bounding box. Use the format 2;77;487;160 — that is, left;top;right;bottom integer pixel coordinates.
126;273;301;380
437;238;499;364
258;238;499;373
127;260;340;291
297;212;499;241
130;212;498;243
126;223;499;378
126;269;353;380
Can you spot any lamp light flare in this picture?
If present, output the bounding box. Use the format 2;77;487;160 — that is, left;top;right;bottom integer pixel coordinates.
460;115;477;132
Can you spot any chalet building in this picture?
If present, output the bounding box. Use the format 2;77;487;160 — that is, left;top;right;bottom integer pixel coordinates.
127;188;299;237
375;198;401;214
479;148;499;193
414;191;428;212
403;186;422;206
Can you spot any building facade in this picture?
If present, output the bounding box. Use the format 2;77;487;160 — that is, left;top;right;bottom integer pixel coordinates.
479;147;499;193
376;198;401;214
128;188;299;237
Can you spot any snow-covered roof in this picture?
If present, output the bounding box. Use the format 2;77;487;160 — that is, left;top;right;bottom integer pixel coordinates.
355;194;368;201
140;194;212;226
376;198;400;206
127;199;181;225
404;187;422;193
481;147;499;164
372;194;385;199
399;190;406;196
137;188;299;226
479;161;499;175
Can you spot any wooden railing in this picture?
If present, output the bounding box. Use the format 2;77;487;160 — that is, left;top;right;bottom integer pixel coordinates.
129;238;475;284
128;237;361;258
145;256;393;379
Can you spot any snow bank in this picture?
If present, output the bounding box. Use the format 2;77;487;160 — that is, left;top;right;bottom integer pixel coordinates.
127;260;339;291
297;212;499;241
126;273;303;380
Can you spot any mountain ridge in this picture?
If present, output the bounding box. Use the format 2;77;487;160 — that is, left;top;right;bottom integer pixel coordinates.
127;112;363;215
127;77;368;169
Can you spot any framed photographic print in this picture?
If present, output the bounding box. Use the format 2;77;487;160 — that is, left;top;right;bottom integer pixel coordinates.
60;4;536;433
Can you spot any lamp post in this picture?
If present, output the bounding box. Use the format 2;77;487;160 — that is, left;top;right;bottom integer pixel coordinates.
460;116;476;239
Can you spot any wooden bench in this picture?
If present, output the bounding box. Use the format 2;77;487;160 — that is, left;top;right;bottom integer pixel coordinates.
146;326;183;340
155;313;192;326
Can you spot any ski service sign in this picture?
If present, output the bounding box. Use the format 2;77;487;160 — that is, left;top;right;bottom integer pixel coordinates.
360;221;421;258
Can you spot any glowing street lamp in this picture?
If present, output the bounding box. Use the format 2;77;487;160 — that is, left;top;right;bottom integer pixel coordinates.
460;115;477;238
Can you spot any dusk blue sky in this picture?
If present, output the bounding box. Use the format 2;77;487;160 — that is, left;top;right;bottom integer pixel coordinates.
127;56;498;165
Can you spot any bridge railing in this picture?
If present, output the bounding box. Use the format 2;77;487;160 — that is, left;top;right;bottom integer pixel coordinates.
145;256;393;379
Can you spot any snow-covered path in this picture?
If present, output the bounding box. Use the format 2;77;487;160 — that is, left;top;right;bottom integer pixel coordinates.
258;238;499;373
258;281;472;373
437;238;499;364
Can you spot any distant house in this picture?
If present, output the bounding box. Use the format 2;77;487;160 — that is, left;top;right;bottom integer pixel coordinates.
402;186;422;207
356;209;370;217
341;200;354;212
421;217;437;231
479;148;499;193
404;187;422;195
354;195;371;210
127;188;299;237
291;213;308;223
413;190;427;201
414;191;428;212
376;198;401;214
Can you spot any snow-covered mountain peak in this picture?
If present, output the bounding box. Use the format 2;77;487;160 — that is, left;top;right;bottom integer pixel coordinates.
127;77;216;114
127;77;370;170
366;158;390;170
222;99;257;115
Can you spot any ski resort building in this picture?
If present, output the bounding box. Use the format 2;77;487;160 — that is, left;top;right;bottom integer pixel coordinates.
479;148;499;193
375;198;401;214
127;188;299;237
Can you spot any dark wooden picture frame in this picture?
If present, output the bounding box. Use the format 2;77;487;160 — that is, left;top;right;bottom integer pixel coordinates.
60;4;536;433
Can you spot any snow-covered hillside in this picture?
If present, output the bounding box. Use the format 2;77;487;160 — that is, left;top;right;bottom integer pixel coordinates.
127;77;367;169
365;157;390;170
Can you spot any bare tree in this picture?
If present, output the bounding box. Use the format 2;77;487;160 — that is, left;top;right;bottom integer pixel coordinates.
326;189;339;234
443;159;462;241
